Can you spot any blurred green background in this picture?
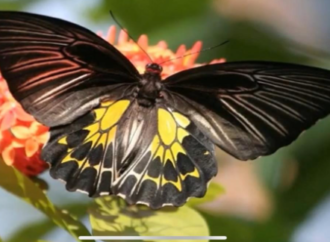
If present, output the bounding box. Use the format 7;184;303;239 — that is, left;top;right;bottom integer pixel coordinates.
1;0;330;242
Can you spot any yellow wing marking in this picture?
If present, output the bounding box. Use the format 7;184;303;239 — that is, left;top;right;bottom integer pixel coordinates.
144;174;160;186
162;177;182;191
58;136;67;145
150;135;160;155
85;132;101;146
171;142;186;160
180;167;200;180
172;112;190;128
84;123;99;140
61;149;74;164
100;100;114;107
57;98;129;171
165;149;174;165
154;145;164;161
98;133;108;147
94;108;106;121
158;108;177;145
142;174;182;191
101;100;130;130
108;125;117;141
143;110;198;191
177;128;189;142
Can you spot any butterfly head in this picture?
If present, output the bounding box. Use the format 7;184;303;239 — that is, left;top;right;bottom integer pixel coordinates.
145;63;163;75
137;63;164;107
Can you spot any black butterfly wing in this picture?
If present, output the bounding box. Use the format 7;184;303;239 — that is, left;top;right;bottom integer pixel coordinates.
163;61;330;160
0;11;217;208
111;104;217;208
44;98;216;209
0;11;215;208
0;11;140;127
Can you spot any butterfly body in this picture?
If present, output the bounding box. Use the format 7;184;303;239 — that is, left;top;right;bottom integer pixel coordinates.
2;11;330;209
136;63;164;107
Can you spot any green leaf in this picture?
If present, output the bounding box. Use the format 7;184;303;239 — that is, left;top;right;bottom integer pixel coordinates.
7;203;89;242
0;235;3;242
89;197;209;242
0;0;41;11
187;182;225;207
0;159;94;242
8;219;56;242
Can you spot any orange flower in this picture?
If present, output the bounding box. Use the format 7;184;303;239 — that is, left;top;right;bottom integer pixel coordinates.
0;25;225;176
98;26;226;77
0;74;49;176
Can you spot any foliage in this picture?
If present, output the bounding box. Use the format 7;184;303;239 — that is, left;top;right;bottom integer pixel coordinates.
89;197;209;242
0;159;93;242
6;203;89;242
0;156;219;241
187;182;225;207
0;0;41;11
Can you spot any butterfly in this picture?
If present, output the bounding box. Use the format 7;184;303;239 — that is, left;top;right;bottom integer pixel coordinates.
1;11;330;209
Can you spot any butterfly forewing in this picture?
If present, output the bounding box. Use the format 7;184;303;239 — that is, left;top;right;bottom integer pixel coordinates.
0;11;139;127
163;61;330;160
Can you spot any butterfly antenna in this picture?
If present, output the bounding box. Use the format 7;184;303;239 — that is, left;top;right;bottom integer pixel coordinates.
109;11;153;63
159;40;230;65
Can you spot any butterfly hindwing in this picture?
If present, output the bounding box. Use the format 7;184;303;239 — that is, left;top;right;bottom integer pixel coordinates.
0;11;139;127
44;97;217;208
163;61;330;160
112;106;217;208
42;97;135;195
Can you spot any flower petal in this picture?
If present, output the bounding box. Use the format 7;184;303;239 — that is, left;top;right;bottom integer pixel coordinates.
1;111;16;130
137;34;148;49
0;130;13;151
11;148;48;176
175;44;187;57
15;106;35;122
209;58;226;64
11;138;26;148
36;132;50;144
25;139;39;157
107;26;116;44
2;146;15;165
185;41;202;66
10;125;31;139
0;102;14;118
157;40;168;49
118;29;128;44
175;44;186;66
29;121;41;134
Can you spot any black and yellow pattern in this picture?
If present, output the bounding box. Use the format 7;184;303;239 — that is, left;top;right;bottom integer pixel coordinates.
112;107;216;208
43;99;132;195
3;11;330;209
43;100;217;208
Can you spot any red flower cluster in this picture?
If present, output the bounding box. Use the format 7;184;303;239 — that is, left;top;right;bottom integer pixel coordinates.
0;74;49;176
97;26;225;77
